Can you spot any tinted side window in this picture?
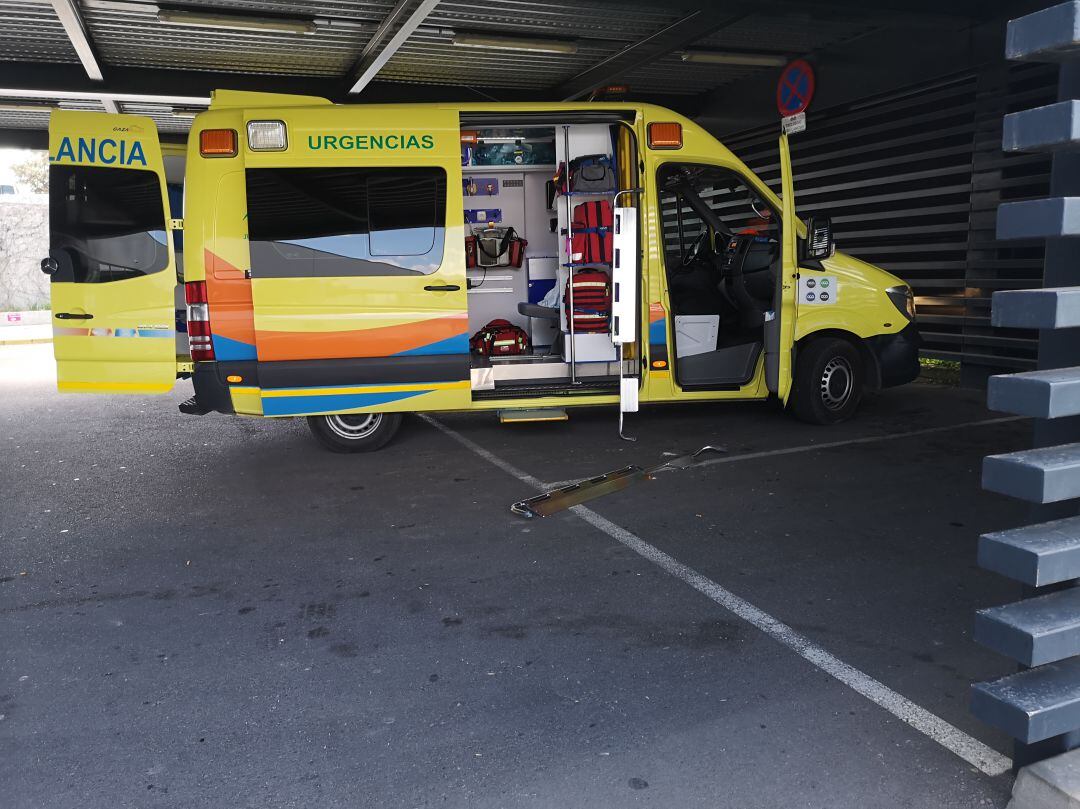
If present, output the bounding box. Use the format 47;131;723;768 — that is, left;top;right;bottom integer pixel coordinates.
246;167;446;278
49;165;169;284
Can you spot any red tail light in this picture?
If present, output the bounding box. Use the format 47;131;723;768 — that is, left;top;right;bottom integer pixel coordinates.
185;281;215;362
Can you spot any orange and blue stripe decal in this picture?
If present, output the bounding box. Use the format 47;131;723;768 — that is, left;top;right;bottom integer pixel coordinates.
254;314;468;362
261;388;429;416
205;249;258;361
258;380;467;417
54;326;173;338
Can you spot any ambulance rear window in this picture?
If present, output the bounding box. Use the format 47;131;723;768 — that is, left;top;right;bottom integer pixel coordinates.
48;165;169;284
246;166;446;278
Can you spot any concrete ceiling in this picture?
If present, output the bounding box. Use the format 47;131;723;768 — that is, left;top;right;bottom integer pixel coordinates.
0;0;1050;146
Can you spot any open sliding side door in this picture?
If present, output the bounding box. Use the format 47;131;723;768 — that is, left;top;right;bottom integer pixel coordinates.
46;110;179;394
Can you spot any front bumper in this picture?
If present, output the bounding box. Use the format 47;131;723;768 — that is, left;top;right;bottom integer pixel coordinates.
867;322;921;389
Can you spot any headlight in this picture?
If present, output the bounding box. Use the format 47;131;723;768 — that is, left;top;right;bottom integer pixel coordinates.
886;285;915;320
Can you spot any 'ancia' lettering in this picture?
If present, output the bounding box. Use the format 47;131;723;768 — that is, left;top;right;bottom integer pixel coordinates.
53;136;147;167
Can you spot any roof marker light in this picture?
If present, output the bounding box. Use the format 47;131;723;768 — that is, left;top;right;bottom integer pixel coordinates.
200;129;237;157
647;122;682;150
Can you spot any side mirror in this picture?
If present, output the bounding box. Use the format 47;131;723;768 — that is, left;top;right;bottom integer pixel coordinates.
40;257;58;276
804;215;835;260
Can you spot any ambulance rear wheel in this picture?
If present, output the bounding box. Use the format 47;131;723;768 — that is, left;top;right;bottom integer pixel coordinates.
307;412;402;453
790;338;863;425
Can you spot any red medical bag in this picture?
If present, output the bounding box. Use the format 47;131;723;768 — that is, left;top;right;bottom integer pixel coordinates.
469;319;531;356
570;200;614;264
563;269;612;333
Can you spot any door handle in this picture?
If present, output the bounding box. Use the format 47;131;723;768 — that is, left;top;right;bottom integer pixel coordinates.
55;312;93;320
424;284;461;292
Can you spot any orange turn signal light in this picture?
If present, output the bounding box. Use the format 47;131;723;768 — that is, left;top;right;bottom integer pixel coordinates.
200;129;238;157
226;375;243;383
460;130;479;144
647;122;682;150
652;360;668;369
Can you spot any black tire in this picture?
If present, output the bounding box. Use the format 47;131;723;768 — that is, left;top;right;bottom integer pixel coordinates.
306;412;403;453
789;338;863;425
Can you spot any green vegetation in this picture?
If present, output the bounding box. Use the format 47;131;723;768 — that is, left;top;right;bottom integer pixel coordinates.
918;356;960;386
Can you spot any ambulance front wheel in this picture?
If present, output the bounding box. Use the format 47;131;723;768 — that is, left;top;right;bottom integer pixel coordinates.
789;338;863;425
307;412;403;453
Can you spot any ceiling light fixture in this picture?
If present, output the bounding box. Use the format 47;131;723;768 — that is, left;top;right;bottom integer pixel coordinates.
157;9;317;34
679;50;788;67
0;103;56;113
452;34;577;54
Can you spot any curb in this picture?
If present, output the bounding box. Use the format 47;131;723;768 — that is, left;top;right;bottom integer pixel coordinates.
0;338;52;346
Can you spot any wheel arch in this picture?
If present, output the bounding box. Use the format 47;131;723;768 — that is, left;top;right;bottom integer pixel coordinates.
795;328;881;393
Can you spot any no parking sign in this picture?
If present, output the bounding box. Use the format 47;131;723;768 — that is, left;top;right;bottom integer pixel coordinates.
777;59;814;132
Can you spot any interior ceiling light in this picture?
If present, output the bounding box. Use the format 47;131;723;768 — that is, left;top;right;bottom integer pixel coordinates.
452;34;577;54
679;50;788;67
157;8;318;34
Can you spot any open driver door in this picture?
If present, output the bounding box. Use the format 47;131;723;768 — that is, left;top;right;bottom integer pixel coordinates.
43;110;180;394
767;133;799;405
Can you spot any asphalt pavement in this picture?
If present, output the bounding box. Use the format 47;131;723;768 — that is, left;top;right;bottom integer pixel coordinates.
1;343;1031;808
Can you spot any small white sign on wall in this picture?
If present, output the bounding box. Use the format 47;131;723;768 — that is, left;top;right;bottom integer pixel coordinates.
799;275;838;305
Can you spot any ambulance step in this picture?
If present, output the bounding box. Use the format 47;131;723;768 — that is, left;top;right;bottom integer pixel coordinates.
498;408;568;423
978;515;1080;587
983;442;1080;503
971;657;1080;744
178;396;211;416
988;367;1080;419
975;587;1080;667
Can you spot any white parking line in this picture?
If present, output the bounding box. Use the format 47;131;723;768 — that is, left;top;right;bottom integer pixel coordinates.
541;416;1024;489
421;414;1013;778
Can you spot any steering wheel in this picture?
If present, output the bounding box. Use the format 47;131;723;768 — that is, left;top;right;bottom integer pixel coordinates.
683;230;710;266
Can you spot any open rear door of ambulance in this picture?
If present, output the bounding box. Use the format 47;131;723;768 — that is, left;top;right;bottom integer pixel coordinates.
45;110;179;394
768;133;799;404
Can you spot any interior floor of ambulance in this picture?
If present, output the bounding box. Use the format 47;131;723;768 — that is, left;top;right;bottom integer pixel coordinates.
463;120;779;399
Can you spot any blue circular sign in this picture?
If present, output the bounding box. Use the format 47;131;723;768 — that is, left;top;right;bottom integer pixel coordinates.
777;59;815;117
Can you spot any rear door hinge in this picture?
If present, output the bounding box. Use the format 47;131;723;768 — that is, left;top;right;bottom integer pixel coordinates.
168;218;184;231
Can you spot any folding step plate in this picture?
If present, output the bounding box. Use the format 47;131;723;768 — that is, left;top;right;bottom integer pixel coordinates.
498;408;569;423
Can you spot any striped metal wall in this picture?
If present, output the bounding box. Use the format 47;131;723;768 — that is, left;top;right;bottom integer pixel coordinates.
719;63;1057;383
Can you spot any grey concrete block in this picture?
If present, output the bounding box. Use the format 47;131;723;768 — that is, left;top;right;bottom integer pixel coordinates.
971;657;1080;743
980;516;1080;587
992;288;1080;329
1008;748;1080;809
976;588;1080;666
984;442;1080;503
1005;102;1080;153
989;368;1080;418
1008;1;1080;62
998;199;1080;240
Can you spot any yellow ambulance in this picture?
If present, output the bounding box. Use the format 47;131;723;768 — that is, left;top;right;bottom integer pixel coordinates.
42;91;919;452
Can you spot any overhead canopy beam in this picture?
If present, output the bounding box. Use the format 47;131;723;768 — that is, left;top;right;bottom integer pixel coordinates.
50;0;104;82
0;86;212;106
550;9;746;101
347;0;440;95
49;0;127;114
